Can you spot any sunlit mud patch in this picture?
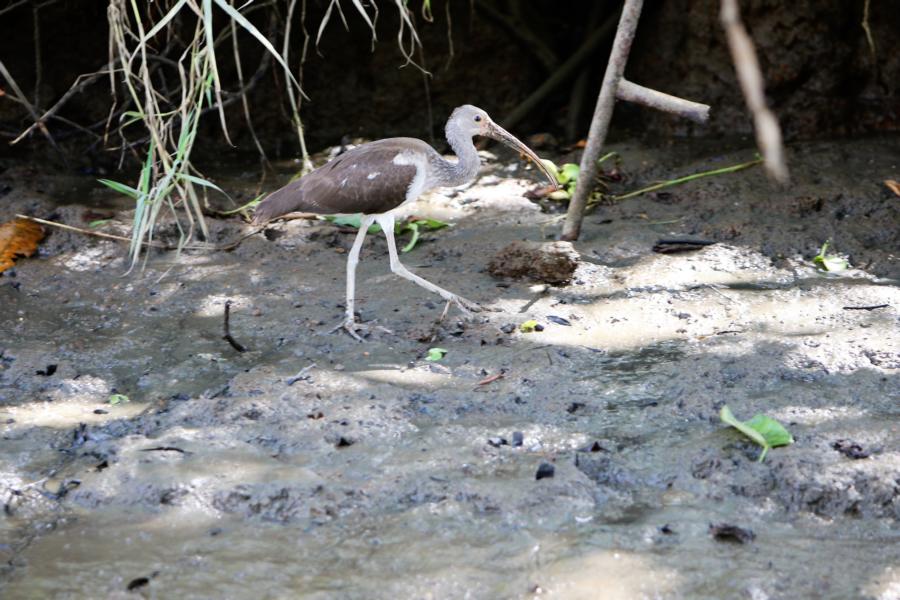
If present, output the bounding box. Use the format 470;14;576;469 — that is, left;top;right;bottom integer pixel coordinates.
534;549;680;599
864;565;900;600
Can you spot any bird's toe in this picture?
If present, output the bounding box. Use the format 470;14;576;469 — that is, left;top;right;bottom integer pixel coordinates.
330;318;391;342
453;296;482;314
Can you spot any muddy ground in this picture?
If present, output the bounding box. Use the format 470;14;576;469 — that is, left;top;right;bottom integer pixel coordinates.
1;137;898;599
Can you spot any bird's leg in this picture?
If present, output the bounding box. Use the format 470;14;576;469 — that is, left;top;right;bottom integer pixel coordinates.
375;213;482;315
330;214;388;341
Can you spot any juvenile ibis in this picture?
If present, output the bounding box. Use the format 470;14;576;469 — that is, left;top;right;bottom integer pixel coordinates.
253;105;556;340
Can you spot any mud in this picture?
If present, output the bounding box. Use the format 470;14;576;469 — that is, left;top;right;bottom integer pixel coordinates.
1;137;899;599
488;241;579;285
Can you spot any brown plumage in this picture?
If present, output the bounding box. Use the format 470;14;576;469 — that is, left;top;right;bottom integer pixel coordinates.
252;139;432;223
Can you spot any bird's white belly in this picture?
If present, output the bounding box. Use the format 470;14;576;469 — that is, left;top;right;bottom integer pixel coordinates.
392;152;429;207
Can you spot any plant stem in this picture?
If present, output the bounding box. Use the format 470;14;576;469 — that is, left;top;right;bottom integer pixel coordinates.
608;158;762;203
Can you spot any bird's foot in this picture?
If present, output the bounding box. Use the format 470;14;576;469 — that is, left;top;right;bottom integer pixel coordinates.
330;317;392;342
447;294;482;316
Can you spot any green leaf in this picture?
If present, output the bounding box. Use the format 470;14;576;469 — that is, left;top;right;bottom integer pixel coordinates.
540;159;561;183
745;415;794;449
559;163;580;185
98;179;139;200
425;347;447;361
823;256;849;271
322;214;382;233
519;319;540;333
219;195;264;215
400;221;420;253
720;405;793;462
88;219;112;228
813;241;850;272
108;394;130;405
412;218;450;231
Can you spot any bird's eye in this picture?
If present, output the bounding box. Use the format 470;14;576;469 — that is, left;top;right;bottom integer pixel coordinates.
474;115;482;122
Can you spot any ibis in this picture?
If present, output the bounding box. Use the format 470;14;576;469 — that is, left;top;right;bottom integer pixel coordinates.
253;105;556;340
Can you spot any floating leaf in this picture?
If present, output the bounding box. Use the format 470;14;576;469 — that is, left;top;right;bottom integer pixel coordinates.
720;405;793;462
0;218;45;273
425;348;447;361
108;394;130;405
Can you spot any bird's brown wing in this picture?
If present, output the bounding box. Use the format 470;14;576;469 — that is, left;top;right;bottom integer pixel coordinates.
253;139;429;223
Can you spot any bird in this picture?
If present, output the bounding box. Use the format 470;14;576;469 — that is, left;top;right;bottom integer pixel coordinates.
253;105;557;340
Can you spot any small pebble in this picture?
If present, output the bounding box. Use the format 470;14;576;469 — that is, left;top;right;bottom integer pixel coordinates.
709;523;754;544
511;431;524;447
487;437;508;448
535;463;555;480
335;436;354;448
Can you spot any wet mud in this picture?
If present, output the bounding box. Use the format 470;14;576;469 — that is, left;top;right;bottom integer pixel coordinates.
1;138;898;599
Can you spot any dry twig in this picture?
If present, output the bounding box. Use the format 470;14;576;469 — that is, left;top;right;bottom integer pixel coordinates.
562;0;711;241
720;0;789;183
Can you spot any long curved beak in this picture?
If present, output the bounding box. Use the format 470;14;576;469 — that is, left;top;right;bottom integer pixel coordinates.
486;121;559;189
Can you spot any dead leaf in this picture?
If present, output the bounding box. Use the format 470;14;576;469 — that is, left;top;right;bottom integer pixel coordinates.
885;179;900;197
476;373;504;386
0;218;45;272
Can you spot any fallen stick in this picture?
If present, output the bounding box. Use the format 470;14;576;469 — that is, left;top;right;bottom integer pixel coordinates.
842;304;889;311
223;300;247;353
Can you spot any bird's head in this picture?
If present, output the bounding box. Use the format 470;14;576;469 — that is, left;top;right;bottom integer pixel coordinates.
450;105;558;188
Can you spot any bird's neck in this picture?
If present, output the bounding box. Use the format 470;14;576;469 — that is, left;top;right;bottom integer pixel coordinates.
442;121;480;187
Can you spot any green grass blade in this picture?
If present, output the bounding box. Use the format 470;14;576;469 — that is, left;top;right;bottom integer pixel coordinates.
217;194;263;215
213;0;303;92
141;0;189;40
98;178;139;200
178;173;229;197
613;158;763;202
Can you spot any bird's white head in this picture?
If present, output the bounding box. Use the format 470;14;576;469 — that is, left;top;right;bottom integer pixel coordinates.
448;105;558;188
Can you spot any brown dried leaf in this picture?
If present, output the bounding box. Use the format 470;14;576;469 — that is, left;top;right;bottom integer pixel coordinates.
885;179;900;197
0;218;45;273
